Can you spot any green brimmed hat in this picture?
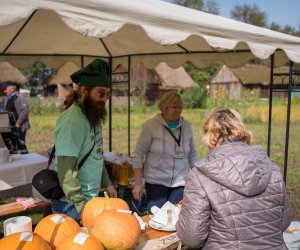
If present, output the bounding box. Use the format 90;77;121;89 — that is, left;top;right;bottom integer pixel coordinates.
70;59;110;87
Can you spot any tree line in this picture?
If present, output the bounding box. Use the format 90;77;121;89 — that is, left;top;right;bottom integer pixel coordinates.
171;0;300;37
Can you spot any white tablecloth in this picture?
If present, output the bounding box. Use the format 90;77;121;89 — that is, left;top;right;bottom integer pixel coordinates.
0;153;48;190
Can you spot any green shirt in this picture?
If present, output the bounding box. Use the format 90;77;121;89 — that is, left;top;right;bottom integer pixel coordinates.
54;103;110;212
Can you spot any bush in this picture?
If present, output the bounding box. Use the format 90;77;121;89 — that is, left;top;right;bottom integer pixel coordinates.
181;88;207;109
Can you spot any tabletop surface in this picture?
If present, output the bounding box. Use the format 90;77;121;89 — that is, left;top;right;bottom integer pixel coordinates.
0;153;48;190
138;215;180;250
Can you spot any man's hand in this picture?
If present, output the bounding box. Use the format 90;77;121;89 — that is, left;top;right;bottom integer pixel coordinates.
105;184;117;198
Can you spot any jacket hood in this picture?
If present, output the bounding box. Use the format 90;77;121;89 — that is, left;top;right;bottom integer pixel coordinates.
195;143;272;196
154;113;183;127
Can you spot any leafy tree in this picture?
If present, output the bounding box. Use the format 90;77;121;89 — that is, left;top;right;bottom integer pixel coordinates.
172;0;204;11
171;0;219;14
269;22;281;32
22;62;54;88
282;25;296;35
180;61;222;108
205;0;220;15
230;3;267;27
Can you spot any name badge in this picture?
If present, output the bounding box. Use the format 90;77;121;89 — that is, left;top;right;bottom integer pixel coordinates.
175;145;184;159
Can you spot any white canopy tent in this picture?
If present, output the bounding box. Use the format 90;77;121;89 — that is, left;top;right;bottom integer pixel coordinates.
1;0;300;70
0;0;299;178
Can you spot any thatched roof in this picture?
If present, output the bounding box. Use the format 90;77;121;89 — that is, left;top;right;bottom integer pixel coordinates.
112;63;161;84
155;62;197;89
113;62;197;90
0;62;27;84
211;64;290;86
49;61;80;85
231;64;290;85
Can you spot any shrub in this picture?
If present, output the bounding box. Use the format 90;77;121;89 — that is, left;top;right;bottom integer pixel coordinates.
181;87;207;109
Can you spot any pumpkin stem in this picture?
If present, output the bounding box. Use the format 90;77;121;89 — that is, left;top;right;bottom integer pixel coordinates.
104;191;109;198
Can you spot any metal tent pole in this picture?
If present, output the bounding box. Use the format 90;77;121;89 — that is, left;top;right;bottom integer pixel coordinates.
267;54;274;157
283;61;293;183
128;56;131;156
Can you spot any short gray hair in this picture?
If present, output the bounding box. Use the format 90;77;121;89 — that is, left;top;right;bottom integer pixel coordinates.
158;91;183;113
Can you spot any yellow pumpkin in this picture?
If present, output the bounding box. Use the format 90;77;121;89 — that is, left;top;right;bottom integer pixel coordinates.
34;213;81;248
81;192;129;228
0;232;52;250
91;210;141;250
57;232;104;250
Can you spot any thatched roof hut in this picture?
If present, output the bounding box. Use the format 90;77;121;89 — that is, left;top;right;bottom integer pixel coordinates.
154;62;197;90
210;64;290;99
49;61;80;86
231;64;289;86
0;62;27;84
48;62;80;98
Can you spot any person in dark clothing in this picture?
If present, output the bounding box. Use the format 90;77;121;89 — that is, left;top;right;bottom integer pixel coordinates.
3;81;30;153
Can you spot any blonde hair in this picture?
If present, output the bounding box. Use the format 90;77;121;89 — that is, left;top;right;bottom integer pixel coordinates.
158;91;183;113
202;107;252;149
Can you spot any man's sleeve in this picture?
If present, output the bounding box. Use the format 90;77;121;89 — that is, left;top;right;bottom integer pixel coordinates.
101;165;112;188
16;95;29;125
57;156;87;213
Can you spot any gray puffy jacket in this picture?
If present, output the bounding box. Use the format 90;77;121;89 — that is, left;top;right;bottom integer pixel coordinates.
176;142;292;250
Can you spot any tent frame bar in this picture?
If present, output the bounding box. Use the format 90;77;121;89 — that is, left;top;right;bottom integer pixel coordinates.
268;57;300;183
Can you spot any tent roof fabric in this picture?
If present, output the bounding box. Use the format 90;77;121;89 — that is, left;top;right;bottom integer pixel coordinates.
155;62;197;89
0;62;27;84
0;0;300;70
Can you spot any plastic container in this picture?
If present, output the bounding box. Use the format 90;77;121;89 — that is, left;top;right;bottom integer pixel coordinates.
111;163;134;186
0;147;9;164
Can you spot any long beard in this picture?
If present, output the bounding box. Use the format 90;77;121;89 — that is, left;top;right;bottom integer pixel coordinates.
82;94;107;128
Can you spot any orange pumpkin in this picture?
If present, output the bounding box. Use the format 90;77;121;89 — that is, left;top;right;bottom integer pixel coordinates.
81;192;129;228
0;232;52;250
91;210;141;250
34;214;81;248
57;232;104;250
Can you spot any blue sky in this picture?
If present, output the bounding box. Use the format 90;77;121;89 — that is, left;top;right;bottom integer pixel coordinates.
213;0;300;28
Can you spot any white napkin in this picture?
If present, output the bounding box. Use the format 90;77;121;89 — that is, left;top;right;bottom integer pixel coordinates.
150;201;180;227
133;212;148;231
103;151;133;165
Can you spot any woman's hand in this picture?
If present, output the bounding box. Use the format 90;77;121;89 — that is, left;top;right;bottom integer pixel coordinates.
105;184;117;198
132;183;143;201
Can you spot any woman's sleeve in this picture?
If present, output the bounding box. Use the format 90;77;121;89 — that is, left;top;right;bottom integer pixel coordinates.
176;169;210;249
133;122;152;168
281;180;292;230
188;134;199;168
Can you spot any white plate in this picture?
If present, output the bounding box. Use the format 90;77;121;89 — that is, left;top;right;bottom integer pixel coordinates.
149;219;176;232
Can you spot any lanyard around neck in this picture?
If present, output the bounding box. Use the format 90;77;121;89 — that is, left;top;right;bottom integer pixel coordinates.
164;126;182;146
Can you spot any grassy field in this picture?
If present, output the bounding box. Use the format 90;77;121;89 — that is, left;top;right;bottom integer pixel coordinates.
24;101;300;220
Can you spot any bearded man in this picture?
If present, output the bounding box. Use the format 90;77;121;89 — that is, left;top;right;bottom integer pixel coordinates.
52;59;117;223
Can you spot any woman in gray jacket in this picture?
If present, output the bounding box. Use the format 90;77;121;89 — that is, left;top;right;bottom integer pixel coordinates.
176;107;292;250
132;91;198;213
